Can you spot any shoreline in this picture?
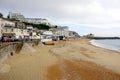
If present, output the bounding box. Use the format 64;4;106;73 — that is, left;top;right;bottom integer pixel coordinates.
90;39;120;54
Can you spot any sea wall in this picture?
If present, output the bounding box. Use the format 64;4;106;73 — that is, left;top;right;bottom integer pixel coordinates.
0;43;17;63
0;40;40;63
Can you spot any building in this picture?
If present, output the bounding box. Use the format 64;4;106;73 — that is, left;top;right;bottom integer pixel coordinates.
7;12;27;22
56;26;69;37
69;31;80;38
26;25;41;39
1;18;29;39
0;18;4;38
84;33;94;39
2;18;15;37
26;18;49;25
3;27;29;39
2;18;15;27
49;28;58;35
15;22;26;29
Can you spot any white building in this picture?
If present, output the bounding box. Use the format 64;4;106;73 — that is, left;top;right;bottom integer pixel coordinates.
0;17;30;40
56;26;69;37
41;31;53;42
1;18;29;38
2;18;15;36
26;26;41;39
3;27;29;39
26;18;49;25
8;12;27;22
15;22;26;29
2;18;15;37
0;18;4;38
27;25;33;30
2;18;15;28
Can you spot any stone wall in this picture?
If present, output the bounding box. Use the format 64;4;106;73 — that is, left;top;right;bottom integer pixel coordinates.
0;43;17;63
0;42;24;64
0;41;39;64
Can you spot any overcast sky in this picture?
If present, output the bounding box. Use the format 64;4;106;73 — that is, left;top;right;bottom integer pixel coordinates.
0;0;120;36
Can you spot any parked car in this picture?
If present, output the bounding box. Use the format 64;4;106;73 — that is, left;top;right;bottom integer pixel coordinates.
10;36;20;42
51;36;58;41
3;37;11;42
59;36;63;40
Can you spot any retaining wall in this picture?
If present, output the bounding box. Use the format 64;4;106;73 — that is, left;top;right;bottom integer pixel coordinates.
0;43;17;63
0;41;39;63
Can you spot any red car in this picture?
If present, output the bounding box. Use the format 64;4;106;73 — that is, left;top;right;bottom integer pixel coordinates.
3;37;11;42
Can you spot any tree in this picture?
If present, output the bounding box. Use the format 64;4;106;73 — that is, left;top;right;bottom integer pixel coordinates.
0;13;3;18
23;22;50;30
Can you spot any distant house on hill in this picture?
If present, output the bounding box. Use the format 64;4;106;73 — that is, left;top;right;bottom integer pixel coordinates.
26;18;49;24
15;22;26;29
84;33;94;39
56;26;69;37
69;31;80;38
7;12;27;22
26;18;54;27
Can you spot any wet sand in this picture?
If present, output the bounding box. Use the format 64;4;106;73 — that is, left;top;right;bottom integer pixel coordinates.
0;39;120;80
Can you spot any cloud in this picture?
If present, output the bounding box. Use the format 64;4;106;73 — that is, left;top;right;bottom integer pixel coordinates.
0;0;117;23
1;0;120;36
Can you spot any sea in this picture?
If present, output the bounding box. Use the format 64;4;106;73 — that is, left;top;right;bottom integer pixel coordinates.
90;39;120;52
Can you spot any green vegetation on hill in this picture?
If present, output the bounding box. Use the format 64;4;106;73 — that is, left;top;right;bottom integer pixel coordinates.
0;13;3;18
23;22;50;30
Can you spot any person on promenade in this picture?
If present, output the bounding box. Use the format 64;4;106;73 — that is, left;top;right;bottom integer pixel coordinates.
0;36;4;46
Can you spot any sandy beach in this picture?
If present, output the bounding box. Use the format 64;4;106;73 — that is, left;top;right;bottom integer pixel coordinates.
0;39;120;80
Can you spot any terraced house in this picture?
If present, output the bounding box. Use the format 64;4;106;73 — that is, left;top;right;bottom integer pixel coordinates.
2;18;15;37
2;18;29;40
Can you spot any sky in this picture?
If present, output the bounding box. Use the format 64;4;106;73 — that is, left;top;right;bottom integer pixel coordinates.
0;0;120;36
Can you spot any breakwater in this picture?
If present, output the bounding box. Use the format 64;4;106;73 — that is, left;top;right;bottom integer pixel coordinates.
92;37;120;40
